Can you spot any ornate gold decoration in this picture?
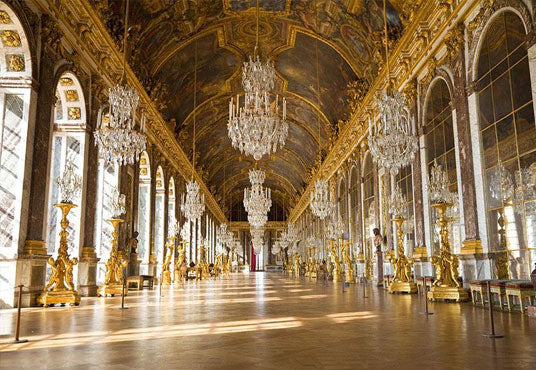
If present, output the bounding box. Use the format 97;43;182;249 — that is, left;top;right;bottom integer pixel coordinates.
6;54;25;71
494;206;510;279
1;30;21;47
213;252;223;277
413;246;428;260
98;218;128;297
38;203;80;307
341;239;355;284
59;77;73;86
388;218;417;294
65;90;79;102
81;246;97;259
0;10;12;24
161;238;174;285
174;240;187;283
199;245;210;278
329;240;342;282
427;203;469;302
460;239;483;254
68;107;81;120
365;256;373;280
442;23;465;65
346;78;370;115
467;0;494;44
293;252;301;278
23;240;47;255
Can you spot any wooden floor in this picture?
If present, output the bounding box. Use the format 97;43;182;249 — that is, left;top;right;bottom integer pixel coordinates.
1;273;536;369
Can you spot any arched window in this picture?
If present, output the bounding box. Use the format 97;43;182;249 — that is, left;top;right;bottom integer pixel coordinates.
154;166;165;267
167;176;176;238
362;153;375;254
137;151;151;270
476;11;536;279
424;79;460;254
349;167;359;242
0;3;33;256
46;72;87;263
338;178;347;233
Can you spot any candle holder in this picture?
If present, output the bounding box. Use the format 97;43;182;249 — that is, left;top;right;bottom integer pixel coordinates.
341;238;355;284
329;240;342;282
388;217;417;294
161;237;175;285
427;202;469;302
98;218;128;297
38;203;81;307
174;240;187;283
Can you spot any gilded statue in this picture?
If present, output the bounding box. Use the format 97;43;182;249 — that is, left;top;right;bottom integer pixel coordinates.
329;240;342;282
213;253;223;277
174;241;187;283
161;239;174;285
199;244;210;279
293;252;301;277
98;218;128;297
341;240;355;284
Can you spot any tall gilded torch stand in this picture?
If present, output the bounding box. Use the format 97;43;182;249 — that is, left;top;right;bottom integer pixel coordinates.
388;217;417;294
98;218;128;297
341;239;355;284
161;238;175;285
310;247;318;278
38;203;81;307
427;203;469;302
174;241;187;284
329;240;342;282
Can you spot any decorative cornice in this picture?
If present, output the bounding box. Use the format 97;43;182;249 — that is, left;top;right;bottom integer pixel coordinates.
34;0;227;223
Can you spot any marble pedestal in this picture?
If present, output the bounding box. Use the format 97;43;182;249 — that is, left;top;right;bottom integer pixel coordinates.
458;253;491;288
14;241;50;307
129;253;140;276
78;248;99;297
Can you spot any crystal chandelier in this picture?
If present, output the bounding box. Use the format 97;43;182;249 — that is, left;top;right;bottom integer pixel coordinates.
109;187;126;219
310;178;334;219
56;159;82;204
389;184;406;218
428;160;454;204
244;169;272;228
326;213;344;240
180;221;190;241
251;227;264;254
94;0;146;166
217;223;234;247
227;0;288;161
181;180;205;222
368;90;418;175
368;0;417;176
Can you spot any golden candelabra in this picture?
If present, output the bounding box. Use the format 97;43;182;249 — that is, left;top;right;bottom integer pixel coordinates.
293;252;301;278
388;217;417;294
495;207;510;279
341;238;355;284
428;203;469;302
174;240;187;283
38;203;81;307
214;252;223;277
199;246;210;278
310;246;318;278
98;218;128;297
329;240;342;282
161;238;174;285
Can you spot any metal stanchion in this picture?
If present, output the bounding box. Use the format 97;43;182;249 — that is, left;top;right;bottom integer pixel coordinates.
120;277;128;310
483;280;504;338
159;274;163;299
362;274;368;299
421;277;433;315
12;285;28;344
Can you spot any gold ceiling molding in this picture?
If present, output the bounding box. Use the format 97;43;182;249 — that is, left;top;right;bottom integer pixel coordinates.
230;221;287;231
34;0;228;223
288;0;484;222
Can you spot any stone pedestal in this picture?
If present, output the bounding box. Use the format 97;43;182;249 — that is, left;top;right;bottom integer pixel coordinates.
458;253;491;289
148;255;157;278
78;246;99;297
15;241;50;307
129;253;140;276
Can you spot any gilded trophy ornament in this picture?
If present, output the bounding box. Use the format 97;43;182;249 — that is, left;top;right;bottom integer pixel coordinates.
38;202;81;307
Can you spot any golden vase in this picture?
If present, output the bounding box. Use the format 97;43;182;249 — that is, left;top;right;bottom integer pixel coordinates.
38;203;81;307
388;217;417;294
428;203;469;302
98;218;128;297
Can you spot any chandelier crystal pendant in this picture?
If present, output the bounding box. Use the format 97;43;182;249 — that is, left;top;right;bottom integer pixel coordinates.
310;178;334;220
251;227;264;255
217;223;233;247
56;159;82;204
109;187;126;219
181;180;205;222
227;0;288;161
244;169;272;228
368;0;417;176
94;0;146;166
389;184;407;219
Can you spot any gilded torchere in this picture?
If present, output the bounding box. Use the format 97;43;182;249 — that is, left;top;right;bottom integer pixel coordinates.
329;240;342;282
174;240;187;283
427;202;469;302
38;203;81;307
341;239;355;284
293;252;301;278
388;217;417;294
161;238;174;285
98;218;128;297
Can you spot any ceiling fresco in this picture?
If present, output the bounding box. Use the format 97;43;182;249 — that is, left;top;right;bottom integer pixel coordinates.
95;0;404;218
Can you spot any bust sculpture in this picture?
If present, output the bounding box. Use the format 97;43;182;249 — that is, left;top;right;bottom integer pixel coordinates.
128;231;139;254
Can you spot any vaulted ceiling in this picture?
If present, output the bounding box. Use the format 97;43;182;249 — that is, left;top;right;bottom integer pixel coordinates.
97;0;403;219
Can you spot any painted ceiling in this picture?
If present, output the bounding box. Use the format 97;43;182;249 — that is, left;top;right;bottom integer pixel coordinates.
97;0;403;218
